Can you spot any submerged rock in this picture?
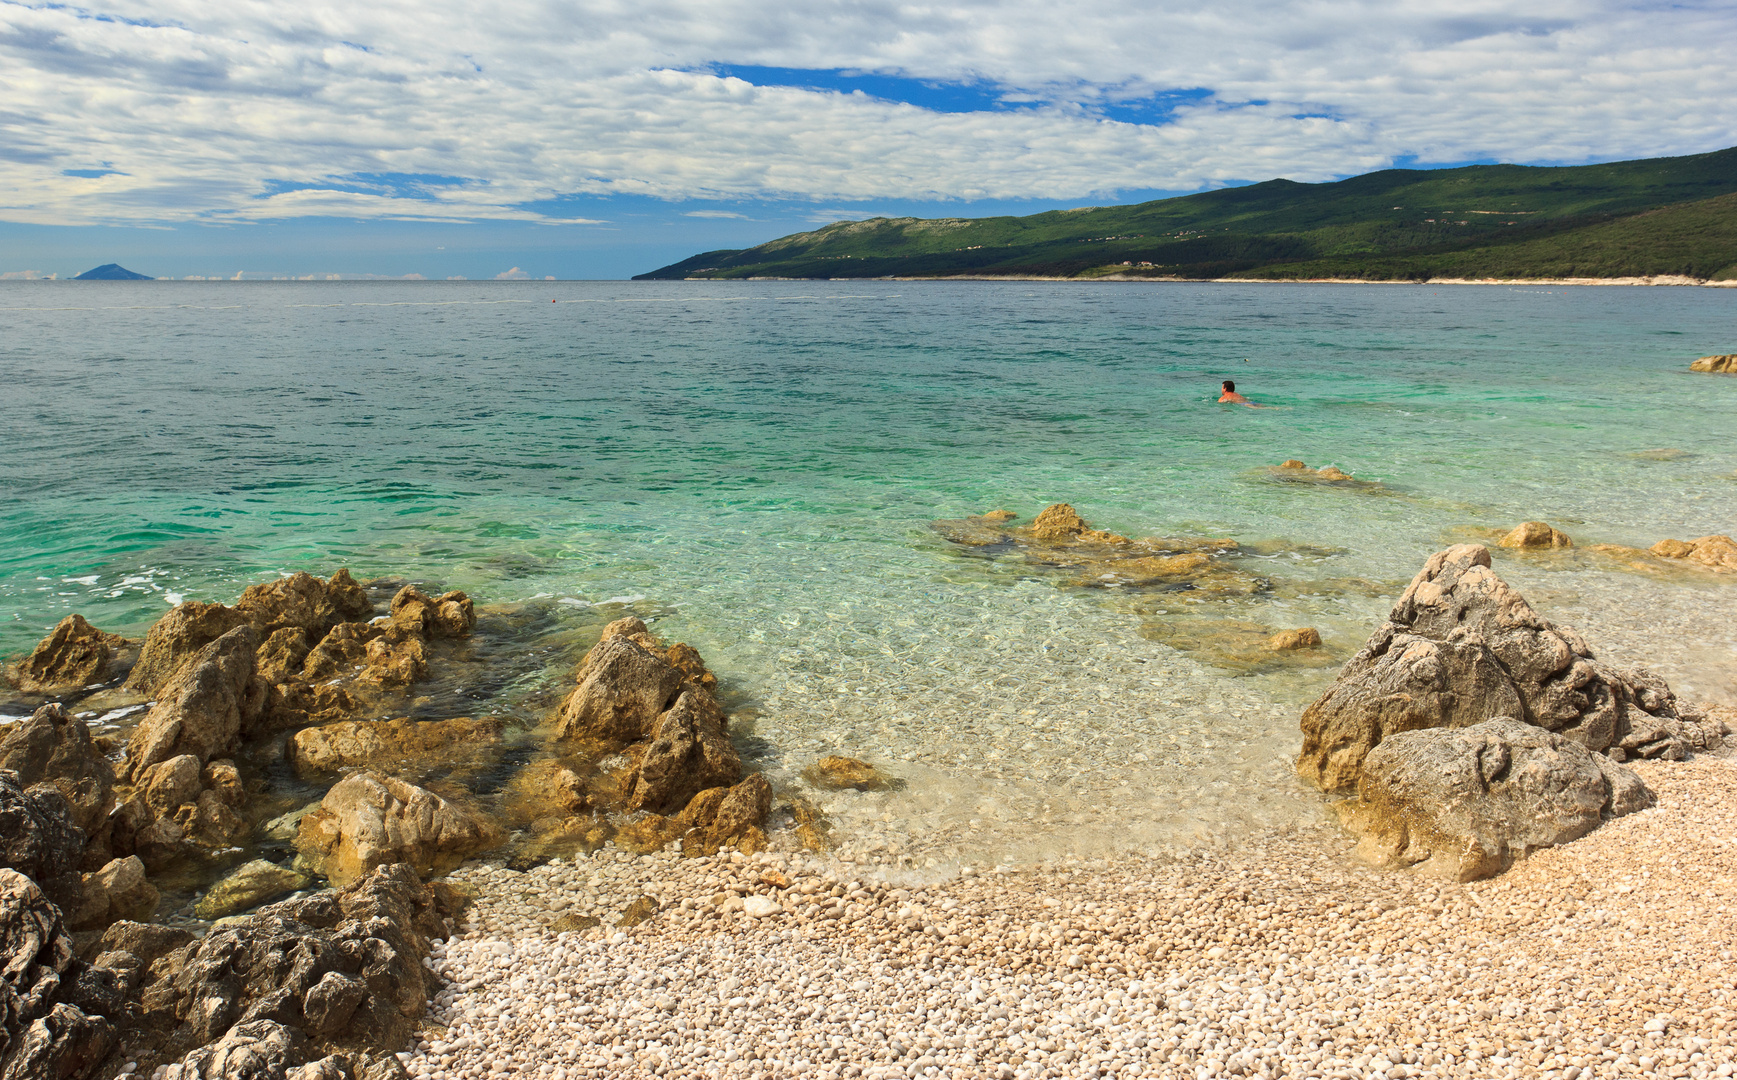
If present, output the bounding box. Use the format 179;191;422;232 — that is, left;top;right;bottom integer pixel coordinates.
294;771;503;886
1650;534;1737;573
1338;718;1653;880
286;716;506;777
1265;628;1322;651
1266;460;1369;485
194;859;312;920
4;614;130;694
802;755;896;791
1298;544;1722;792
1689;353;1737;373
1498;521;1573;549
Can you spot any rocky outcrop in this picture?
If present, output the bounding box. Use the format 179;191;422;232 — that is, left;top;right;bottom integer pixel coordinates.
126;602;253;696
802;756;896;791
1498;521;1573;550
0;868;119;1080
1298;544;1722;792
0;703;116;853
286;716;506;778
0;772;86;911
678;773;774;856
627;691;740;813
1338;718;1653;880
1690;354;1737;373
139;864;458;1072
1027;503;1129;544
554;618;687;743
69;856;158;929
126;626;262;782
1650;534;1737;573
294;772;502;886
4;614;129;694
236;570;373;639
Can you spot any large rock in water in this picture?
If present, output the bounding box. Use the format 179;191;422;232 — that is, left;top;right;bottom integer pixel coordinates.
5;614;127;693
126;602;253;695
0;703;116;846
553;618;686;742
1338;718;1654;880
1298;544;1721;792
294;771;502;886
236;570;373;638
627;690;741;814
1650;534;1737;573
126;625;262;782
1689;354;1737;373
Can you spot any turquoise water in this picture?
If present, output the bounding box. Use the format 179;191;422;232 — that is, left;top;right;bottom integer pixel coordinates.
4;279;1735;867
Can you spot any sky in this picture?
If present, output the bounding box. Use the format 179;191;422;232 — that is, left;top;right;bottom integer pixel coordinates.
2;1;1735;280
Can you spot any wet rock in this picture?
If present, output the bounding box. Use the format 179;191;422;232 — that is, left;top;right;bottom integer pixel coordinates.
126;602;253;696
802;755;895;791
387;586;474;640
126;625;262;782
1025;503;1127;544
256;629;313;686
1498;521;1573;549
4;614;128;694
616;896;658;927
298;623;377;683
1650;534;1737;573
610;815;686;855
1265;628;1322;651
981;509;1016;523
553;618;685;743
139;754;204;816
0;772;86;910
237;570;374;639
0;703;116;845
1338;718;1654;880
550;913;601;933
627;691;741;814
679;774;773;856
142;863;453;1067
786;794;834;852
294;772;503;886
194;860;312;921
1298;544;1719;792
69;856;158;930
286;716;506;778
1265;461;1371;486
1689;353;1737;373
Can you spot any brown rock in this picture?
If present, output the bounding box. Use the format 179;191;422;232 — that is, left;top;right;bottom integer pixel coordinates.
980;509;1017;523
1649;534;1737;573
802;755;895;791
299;622;377;681
387;586;474;639
69;856;158;930
361;632;427;689
626;691;741;814
1689;353;1737;373
1266;628;1322;651
6;614;126;693
255;627;312;685
1316;466;1352;481
1029;503;1088;540
0;703;116;842
616;896;658;927
1498;521;1573;549
237;570;373;638
553;622;685;743
665;642;718;695
202;759;247;808
124;601;251;695
136;754;202;816
1279;459;1308;469
287;716;507;777
125;625;261;782
611;814;685;855
294;771;503;886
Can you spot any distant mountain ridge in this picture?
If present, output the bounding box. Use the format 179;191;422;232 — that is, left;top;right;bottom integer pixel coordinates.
74;263;152;280
636;146;1737;282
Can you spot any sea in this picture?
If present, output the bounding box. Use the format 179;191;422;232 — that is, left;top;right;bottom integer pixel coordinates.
3;279;1735;874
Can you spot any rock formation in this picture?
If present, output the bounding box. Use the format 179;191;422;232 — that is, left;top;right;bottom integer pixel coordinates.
0;703;116;861
286;716;506;777
1298;544;1722;792
1497;521;1573;549
1337;718;1654;880
68;856;158;929
4;614;129;693
126;626;263;781
1269;461;1364;484
294;772;503;886
0;868;124;1080
0;771;87;911
126;602;253;695
1650;534;1737;573
1689;354;1737;373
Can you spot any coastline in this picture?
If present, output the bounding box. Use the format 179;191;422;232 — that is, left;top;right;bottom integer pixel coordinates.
407;754;1737;1080
698;275;1737;286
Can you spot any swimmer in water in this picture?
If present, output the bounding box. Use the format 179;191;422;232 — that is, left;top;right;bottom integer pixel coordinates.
1218;379;1266;407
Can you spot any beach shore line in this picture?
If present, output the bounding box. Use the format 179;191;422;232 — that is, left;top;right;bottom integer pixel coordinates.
403;753;1737;1080
706;275;1737;287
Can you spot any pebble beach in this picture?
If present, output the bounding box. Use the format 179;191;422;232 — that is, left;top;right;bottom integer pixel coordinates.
403;754;1737;1080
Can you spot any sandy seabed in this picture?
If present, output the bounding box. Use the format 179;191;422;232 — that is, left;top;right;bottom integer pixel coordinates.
392;754;1737;1080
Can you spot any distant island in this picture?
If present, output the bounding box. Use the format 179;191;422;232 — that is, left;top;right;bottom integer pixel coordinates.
73;263;153;280
637;146;1737;282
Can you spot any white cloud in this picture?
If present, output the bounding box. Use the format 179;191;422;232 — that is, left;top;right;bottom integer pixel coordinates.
1;1;1734;227
0;269;51;279
494;266;530;279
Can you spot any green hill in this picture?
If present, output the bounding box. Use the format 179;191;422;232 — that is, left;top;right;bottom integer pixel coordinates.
636;146;1737;282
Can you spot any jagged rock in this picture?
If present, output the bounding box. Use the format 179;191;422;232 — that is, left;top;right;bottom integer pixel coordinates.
256;629;313;686
627;691;741;814
1498;521;1573;549
1265;628;1322;651
1;1001;115;1080
286;716;506;777
195;860;313;921
5;614;127;693
158;1019;306;1080
0;703;115;843
141;864;453;1066
1650;534;1737;573
69;856;158;930
126;602;252;695
204;759;248;807
1690;354;1737;373
236;571;373;639
0;867;120;1080
127;626;262;782
1338;718;1654;880
299;624;376;683
138;755;204;816
1298;544;1720;792
802;756;895;791
0;773;85;910
679;774;773;856
388;587;474;640
553;619;685;742
1025;503;1127;544
294;772;502;886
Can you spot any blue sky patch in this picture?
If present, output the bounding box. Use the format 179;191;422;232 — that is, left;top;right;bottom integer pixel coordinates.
258;172;477;200
63;167;125;178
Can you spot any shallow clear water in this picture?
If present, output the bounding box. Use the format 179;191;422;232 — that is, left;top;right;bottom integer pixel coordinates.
3;279;1735;868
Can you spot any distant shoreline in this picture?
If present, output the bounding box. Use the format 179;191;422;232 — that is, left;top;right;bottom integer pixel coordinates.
705;274;1737;287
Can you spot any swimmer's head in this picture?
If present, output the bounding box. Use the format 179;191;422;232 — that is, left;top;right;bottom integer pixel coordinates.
1222;380;1235;392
